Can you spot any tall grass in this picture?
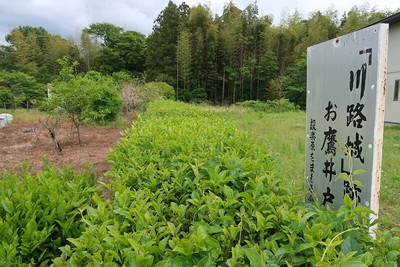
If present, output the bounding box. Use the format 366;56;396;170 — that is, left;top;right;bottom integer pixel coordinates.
230;107;306;191
0;108;133;128
229;106;400;229
0;108;46;124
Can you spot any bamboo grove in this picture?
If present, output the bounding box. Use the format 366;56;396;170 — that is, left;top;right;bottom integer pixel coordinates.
0;1;398;108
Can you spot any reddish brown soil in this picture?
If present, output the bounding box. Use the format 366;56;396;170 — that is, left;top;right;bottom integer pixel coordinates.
0;121;131;177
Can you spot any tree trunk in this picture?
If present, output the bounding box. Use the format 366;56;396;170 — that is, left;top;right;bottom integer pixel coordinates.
49;128;62;153
222;68;226;104
233;82;236;104
75;122;82;145
39;118;62;153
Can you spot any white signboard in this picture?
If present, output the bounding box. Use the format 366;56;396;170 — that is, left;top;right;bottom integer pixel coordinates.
306;24;388;218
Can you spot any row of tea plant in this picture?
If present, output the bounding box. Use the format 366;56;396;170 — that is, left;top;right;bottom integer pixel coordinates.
1;100;399;266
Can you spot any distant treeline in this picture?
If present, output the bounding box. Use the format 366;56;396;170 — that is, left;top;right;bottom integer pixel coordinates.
0;1;397;108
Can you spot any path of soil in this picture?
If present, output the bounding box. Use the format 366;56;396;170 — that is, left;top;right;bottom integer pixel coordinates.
0;121;132;176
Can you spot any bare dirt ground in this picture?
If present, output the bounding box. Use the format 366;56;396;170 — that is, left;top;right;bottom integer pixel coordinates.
0;121;132;176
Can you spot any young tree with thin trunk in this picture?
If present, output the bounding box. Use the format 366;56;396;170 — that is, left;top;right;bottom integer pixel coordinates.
39;113;62;153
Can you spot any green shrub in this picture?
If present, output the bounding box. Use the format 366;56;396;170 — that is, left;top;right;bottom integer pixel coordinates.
53;100;400;266
0;87;13;109
179;87;207;103
0;163;101;266
237;99;298;113
144;82;175;100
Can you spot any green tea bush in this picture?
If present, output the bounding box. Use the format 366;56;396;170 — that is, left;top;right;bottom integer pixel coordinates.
237;99;298;113
0;163;101;266
54;100;399;266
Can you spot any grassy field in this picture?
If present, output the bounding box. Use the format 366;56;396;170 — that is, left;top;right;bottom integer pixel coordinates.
0;108;46;124
230;107;400;230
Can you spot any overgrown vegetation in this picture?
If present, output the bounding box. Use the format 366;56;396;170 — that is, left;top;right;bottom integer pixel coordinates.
237;99;298;113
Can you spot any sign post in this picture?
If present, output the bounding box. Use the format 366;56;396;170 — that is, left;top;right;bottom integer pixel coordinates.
305;24;389;222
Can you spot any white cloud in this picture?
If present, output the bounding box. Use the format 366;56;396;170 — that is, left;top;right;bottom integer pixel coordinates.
0;0;399;45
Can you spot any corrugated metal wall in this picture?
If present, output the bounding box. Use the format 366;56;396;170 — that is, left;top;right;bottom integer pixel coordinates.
385;22;400;123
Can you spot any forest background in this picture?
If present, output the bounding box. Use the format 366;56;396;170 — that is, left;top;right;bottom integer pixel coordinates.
0;1;399;109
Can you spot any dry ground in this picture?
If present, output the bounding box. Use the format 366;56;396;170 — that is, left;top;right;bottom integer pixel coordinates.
0;121;131;176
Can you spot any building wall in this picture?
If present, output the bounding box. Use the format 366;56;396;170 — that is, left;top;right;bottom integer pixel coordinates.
385;22;400;123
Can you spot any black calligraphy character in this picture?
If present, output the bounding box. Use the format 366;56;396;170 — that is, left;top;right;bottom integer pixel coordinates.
340;158;350;175
322;187;335;205
310;131;316;151
359;48;372;65
321;126;337;156
344;181;362;204
310;119;316;131
349;63;367;101
308;194;315;203
324;101;337;122
347;103;367;128
323;157;336;182
346;132;365;163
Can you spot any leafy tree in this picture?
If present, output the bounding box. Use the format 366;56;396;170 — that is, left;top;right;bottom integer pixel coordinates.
0;70;46;108
271;10;306;76
46;61;122;144
80;31;100;71
7;29;30;68
85;23;146;74
339;4;388;35
218;2;244;103
0;45;14;71
177;29;192;99
0;86;13;109
85;23;123;46
44;35;72;78
297;10;339;53
4;26;76;83
146;1;181;85
284;54;307;109
187;5;214;101
83;71;123;123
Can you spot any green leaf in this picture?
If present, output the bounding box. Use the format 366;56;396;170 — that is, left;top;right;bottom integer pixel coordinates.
352;180;364;188
275;246;292;257
353;169;367;176
341;236;362;256
387;250;400;261
381;262;398;267
354;206;374;214
362;251;373;265
155;256;189;267
341;261;367;267
295;242;316;253
343;194;352;207
244;248;264;267
336;173;349;181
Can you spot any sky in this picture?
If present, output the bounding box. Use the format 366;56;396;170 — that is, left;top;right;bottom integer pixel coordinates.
0;0;399;45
